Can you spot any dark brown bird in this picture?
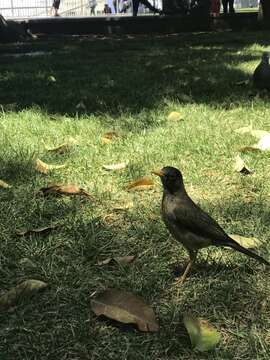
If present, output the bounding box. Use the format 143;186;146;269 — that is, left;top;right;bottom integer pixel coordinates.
153;166;270;284
253;52;270;90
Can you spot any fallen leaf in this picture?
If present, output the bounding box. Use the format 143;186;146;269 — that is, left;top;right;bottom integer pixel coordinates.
250;130;270;139
127;178;154;191
35;159;66;175
91;289;159;332
18;258;37;268
235;125;253;135
101;132;118;145
16;224;58;236
240;133;270;152
229;234;262;249
183;314;220;352
76;100;86;110
112;200;134;210
167;111;183;122
0;180;12;189
45;137;77;154
234;155;252;174
0;279;48;310
234;80;249;86
102;162;127;171
96;255;136;266
39;183;93;198
48;75;56;82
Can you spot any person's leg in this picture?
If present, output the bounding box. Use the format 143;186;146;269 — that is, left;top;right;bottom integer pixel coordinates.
222;0;228;14
228;0;234;13
140;0;161;13
132;0;140;16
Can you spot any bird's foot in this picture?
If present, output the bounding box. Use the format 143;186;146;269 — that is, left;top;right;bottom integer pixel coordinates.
173;276;185;286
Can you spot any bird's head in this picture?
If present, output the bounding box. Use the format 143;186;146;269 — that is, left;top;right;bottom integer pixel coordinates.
152;166;184;194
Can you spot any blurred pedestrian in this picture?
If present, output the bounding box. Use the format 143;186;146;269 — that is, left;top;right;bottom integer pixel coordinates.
104;4;112;13
89;0;97;14
50;0;61;16
211;0;220;16
132;0;163;16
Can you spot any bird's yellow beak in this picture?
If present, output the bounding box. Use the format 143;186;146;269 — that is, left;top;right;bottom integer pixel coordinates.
152;170;165;177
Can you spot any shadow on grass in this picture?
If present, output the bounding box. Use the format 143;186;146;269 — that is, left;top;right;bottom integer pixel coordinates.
0;31;270;130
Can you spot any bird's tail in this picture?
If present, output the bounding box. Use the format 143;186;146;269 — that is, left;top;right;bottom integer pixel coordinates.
226;237;270;266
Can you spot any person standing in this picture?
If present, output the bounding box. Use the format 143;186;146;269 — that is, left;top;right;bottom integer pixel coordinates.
210;0;220;16
50;0;61;16
89;0;97;15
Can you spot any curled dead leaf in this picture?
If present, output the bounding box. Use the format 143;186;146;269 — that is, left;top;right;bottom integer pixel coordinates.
102;162;127;171
167;111;183;122
0;279;48;310
45;137;77;154
183;314;220;352
16;224;59;236
91;289;159;332
96;255;136;266
127;178;154;191
0;180;12;189
39;183;93;199
35;159;66;175
234;155;252;174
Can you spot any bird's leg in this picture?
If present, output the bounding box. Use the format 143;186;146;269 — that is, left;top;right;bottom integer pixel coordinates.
174;251;197;285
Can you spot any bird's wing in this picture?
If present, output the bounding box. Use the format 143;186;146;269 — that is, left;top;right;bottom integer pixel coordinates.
169;196;229;245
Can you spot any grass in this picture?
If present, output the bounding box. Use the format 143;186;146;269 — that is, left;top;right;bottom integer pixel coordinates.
0;31;270;360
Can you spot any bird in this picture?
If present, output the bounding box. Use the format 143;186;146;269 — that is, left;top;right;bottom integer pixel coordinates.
253;52;270;91
153;166;270;284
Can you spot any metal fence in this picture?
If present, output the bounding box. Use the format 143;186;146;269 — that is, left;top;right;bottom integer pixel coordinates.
0;0;101;18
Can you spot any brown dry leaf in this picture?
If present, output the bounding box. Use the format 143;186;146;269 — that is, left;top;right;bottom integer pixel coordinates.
229;234;262;249
39;183;93;198
167;111;183;122
97;255;136;266
102;162;127;171
35;159;66;175
45;137;77;154
0;180;12;189
91;288;159;332
101;132;118;145
127;178;154;191
0;279;48;310
16;224;58;236
234;155;252;174
112;200;134;210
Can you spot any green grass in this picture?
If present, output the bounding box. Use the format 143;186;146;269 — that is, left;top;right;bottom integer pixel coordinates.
0;31;270;360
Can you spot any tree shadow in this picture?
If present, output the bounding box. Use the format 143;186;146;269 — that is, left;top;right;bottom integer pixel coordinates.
0;31;270;131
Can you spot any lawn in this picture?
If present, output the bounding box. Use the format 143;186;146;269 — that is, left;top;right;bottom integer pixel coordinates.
0;31;270;360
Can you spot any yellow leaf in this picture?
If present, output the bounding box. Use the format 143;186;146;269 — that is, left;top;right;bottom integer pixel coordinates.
229;234;261;249
127;178;154;191
183;314;220;352
167;111;183;121
35;159;66;174
0;179;12;189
